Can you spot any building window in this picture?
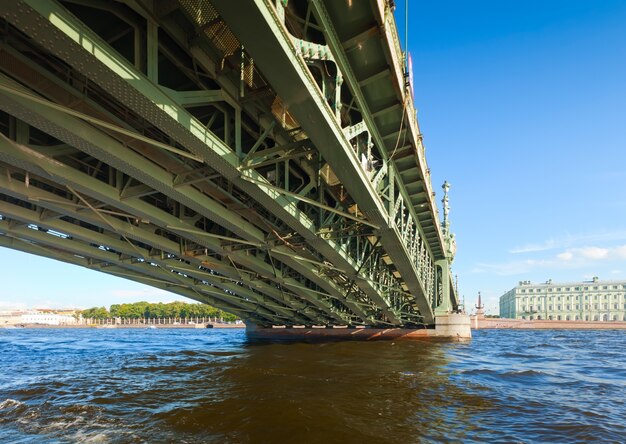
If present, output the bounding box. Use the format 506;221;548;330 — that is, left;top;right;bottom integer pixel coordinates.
614;315;619;321
594;304;598;309
566;305;571;310
604;304;608;309
575;304;579;310
558;305;562;310
549;305;553;310
557;315;562;320
604;286;608;290
565;287;570;291
537;315;542;320
614;304;618;309
521;289;526;293
574;315;579;320
566;315;570;320
530;316;534;320
594;315;599;321
537;305;542;311
557;288;561;291
585;315;589;321
549;315;553;320
602;314;608;321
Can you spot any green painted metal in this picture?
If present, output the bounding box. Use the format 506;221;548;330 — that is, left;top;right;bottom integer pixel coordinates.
9;0;398;324
0;0;457;327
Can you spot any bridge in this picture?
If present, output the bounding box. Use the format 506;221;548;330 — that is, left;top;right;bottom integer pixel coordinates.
0;0;463;334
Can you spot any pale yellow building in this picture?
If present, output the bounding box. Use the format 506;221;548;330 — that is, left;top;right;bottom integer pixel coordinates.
499;277;626;321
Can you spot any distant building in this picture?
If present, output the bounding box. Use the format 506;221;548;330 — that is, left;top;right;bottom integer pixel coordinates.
0;311;26;325
21;312;78;325
499;277;626;321
0;309;80;326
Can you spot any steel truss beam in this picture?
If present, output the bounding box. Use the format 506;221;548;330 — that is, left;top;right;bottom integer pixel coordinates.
0;134;344;324
0;0;405;325
0;199;310;323
0;234;253;320
0;218;283;323
0;178;340;325
210;0;438;323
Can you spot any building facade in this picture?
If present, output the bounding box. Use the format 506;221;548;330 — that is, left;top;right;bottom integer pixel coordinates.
0;310;80;326
499;277;626;321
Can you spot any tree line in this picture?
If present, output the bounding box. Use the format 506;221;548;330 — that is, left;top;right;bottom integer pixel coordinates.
80;301;239;321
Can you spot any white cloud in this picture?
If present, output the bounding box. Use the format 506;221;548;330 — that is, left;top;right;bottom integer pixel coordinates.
471;258;552;275
511;238;560;254
556;251;573;261
558;245;622;262
473;244;626;276
510;230;626;254
579;246;609;260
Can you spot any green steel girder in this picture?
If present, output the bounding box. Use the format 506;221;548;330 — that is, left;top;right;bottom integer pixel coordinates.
0;218;284;324
0;0;404;325
310;0;456;312
309;0;445;309
149;1;402;324
0;234;253;320
0;134;346;324
0;0;458;325
209;0;437;323
0;199;314;324
0;172;340;325
161;2;402;324
309;0;437;242
0;70;352;323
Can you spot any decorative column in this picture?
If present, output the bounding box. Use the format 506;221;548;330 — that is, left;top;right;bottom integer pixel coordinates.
435;181;456;315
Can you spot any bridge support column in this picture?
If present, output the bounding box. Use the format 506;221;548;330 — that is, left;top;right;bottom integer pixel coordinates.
435;313;471;340
435;259;452;315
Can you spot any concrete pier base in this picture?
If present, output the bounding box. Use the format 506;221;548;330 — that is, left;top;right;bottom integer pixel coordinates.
434;313;472;340
245;315;472;342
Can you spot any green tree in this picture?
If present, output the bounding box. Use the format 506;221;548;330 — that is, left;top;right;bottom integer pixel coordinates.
102;301;239;321
81;306;110;320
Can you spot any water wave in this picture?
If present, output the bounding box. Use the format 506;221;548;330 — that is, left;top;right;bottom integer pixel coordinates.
0;328;625;442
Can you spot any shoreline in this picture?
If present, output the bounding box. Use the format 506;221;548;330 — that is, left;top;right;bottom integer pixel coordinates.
2;323;245;329
471;315;626;330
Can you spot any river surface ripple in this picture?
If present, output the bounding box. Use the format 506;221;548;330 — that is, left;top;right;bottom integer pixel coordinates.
0;328;624;443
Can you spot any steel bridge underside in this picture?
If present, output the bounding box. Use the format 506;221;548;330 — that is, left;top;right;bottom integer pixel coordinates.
0;0;458;328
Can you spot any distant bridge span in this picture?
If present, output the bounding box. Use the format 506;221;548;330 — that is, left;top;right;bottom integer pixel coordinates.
0;0;458;328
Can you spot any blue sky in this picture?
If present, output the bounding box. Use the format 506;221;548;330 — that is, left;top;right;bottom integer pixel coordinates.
397;0;626;313
2;1;626;314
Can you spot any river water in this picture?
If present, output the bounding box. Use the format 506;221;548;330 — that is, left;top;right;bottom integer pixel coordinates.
0;328;624;443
